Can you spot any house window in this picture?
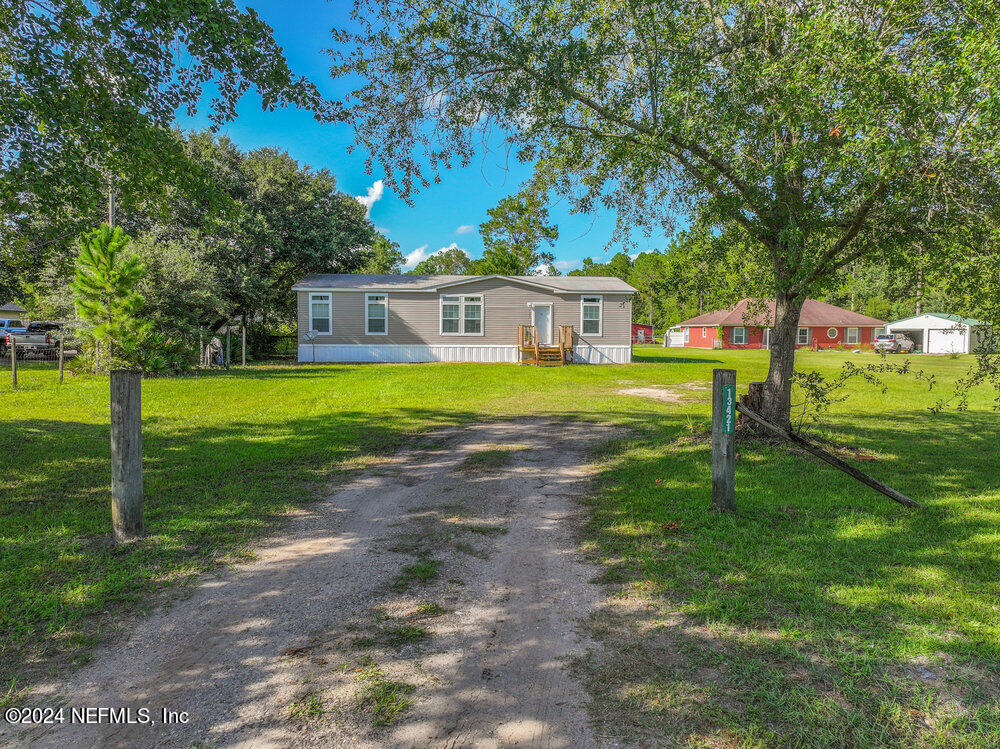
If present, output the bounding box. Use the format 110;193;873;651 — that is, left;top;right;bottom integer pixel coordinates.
366;294;387;335
731;326;748;345
702;327;707;337
827;327;838;339
845;327;859;344
581;296;603;336
441;294;484;335
309;293;331;333
797;327;810;345
684;327;690;343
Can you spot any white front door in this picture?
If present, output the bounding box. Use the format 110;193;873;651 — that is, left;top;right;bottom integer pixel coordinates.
532;305;553;345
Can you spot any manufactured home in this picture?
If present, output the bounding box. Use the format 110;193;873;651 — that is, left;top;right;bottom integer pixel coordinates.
293;274;636;364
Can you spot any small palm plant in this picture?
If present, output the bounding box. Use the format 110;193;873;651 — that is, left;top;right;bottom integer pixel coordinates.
72;225;150;371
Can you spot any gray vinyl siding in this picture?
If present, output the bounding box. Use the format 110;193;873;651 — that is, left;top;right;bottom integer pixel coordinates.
297;278;631;348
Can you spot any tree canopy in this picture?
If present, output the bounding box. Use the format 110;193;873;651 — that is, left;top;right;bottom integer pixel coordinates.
477;193;559;275
331;0;1000;424
3;0;327;255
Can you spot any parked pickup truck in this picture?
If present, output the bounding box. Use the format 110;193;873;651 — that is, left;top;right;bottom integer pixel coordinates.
3;321;61;358
0;319;27;355
874;333;916;354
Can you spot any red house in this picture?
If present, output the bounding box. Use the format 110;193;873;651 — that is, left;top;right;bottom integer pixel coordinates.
677;299;886;350
632;322;654;344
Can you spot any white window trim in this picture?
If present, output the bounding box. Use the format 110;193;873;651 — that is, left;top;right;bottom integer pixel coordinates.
440;294;485;336
797;327;810;345
731;326;748;345
684;327;690;343
580;295;603;337
365;293;388;336
827;327;838;339
702;326;707;337
845;327;859;344
308;293;331;334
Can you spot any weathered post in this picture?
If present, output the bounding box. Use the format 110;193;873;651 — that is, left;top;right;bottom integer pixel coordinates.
58;339;65;383
225;328;231;370
241;325;246;367
110;370;144;541
10;337;16;388
711;368;737;512
199;332;204;367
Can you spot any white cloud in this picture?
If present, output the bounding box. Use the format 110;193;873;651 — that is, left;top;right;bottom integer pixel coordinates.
532;263;556;276
403;244;431;268
455;224;475;235
402;242;471;269
553;259;578;272
355;180;384;219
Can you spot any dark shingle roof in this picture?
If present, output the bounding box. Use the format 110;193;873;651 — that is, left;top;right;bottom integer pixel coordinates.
292;273;636;293
1;302;26;313
679;299;885;327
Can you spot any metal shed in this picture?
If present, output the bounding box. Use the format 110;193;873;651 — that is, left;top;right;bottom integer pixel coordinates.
886;313;991;354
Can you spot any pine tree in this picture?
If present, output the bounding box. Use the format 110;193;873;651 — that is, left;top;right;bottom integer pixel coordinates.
72;225;149;371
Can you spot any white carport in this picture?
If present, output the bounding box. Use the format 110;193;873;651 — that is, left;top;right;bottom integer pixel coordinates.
886;313;991;354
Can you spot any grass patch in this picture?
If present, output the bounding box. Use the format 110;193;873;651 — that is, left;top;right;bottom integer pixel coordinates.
288;691;325;721
413;602;448;618
456;448;515;472
355;665;417;726
383;625;429;647
465;523;508;536
391;560;441;592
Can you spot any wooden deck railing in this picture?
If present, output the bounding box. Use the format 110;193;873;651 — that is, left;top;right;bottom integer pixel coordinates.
517;324;575;366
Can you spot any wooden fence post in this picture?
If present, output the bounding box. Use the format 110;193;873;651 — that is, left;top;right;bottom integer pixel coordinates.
241;325;246;367
58;339;65;383
10;337;16;388
110;370;144;542
711;368;737;512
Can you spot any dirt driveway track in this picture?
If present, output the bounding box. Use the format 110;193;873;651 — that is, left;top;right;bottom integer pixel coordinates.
6;419;617;749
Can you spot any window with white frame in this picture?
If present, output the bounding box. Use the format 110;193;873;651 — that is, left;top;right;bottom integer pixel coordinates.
581;296;602;335
845;327;859;344
309;293;331;333
440;294;484;335
684;327;690;343
365;294;387;335
702;327;707;337
797;327;810;345
827;327;838;339
731;326;748;345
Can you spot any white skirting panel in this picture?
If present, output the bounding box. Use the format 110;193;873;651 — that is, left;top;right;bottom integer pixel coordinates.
298;344;632;364
572;345;632;364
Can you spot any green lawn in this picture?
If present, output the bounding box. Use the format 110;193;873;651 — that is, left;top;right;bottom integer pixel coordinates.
2;349;998;745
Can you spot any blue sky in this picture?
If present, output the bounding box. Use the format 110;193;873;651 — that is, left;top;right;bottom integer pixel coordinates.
174;0;665;272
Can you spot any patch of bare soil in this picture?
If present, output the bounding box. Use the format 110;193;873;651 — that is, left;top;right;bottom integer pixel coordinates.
617;382;711;404
6;420;617;749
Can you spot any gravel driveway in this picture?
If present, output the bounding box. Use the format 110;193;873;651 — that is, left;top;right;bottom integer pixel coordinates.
7;420;616;748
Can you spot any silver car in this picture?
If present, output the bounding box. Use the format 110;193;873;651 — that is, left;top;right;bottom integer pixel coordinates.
874;333;915;353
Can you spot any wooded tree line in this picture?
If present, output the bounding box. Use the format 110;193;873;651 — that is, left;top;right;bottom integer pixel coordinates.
574;225;986;333
8;130;392;362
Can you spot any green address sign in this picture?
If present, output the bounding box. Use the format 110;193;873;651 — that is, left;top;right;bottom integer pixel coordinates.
722;384;736;434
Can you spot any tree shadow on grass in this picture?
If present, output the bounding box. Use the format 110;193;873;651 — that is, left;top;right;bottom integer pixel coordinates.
630;354;725;364
578;408;1000;745
0;406;484;683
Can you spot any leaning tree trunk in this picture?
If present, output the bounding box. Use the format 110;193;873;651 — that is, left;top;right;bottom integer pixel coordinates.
758;292;805;430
